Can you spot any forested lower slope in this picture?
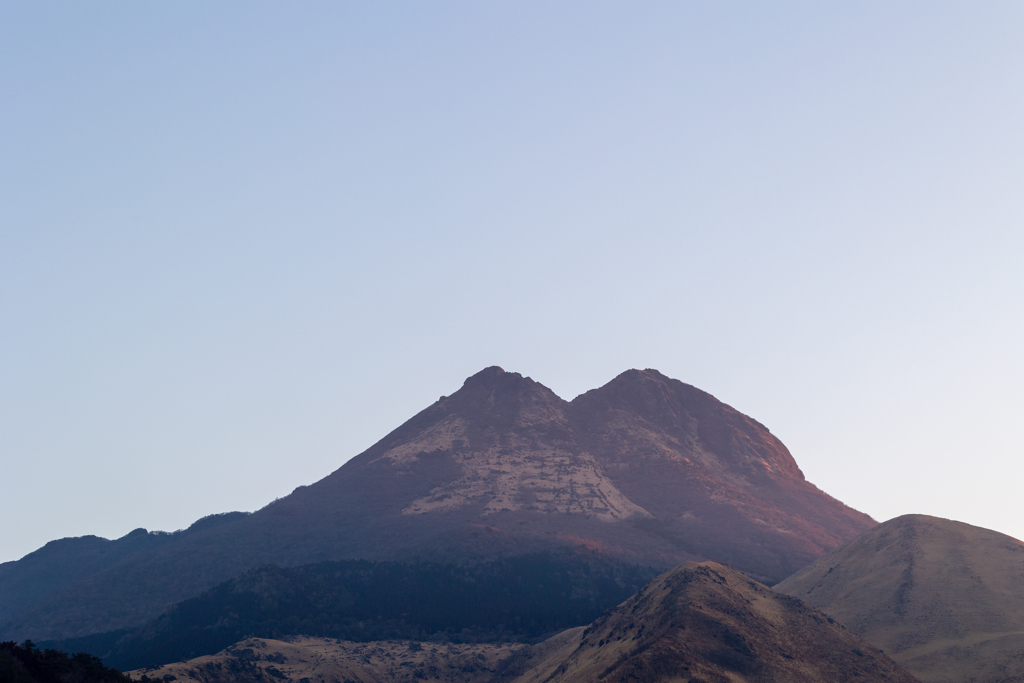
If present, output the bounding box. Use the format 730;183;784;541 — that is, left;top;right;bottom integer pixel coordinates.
43;553;657;671
0;641;135;683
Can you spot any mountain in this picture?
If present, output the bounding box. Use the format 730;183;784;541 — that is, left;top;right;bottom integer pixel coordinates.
498;561;918;683
775;514;1024;683
1;367;874;641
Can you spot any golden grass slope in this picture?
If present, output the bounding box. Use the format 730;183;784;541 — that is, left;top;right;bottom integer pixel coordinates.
127;637;524;683
775;514;1024;683
500;561;917;683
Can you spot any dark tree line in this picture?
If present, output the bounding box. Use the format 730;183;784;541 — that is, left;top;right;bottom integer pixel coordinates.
41;552;658;672
0;640;140;683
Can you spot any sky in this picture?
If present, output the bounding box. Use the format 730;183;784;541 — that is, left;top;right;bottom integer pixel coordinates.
2;2;1023;564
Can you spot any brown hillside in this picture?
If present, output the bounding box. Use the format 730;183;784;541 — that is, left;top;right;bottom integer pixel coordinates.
502;561;918;683
775;514;1024;683
127;637;523;683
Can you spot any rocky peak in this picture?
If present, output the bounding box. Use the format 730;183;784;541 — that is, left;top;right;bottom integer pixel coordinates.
460;365;514;387
442;366;569;434
569;368;802;482
458;366;551;398
570;368;706;424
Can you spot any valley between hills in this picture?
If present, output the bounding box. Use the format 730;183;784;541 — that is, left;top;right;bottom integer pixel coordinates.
4;367;1023;683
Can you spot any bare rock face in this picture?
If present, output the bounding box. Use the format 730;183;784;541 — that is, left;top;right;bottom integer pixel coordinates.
277;367;873;579
502;562;919;683
389;368;649;521
2;367;874;640
776;514;1024;683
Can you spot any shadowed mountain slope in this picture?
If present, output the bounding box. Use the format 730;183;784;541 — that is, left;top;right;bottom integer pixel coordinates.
2;367;873;641
0;513;248;628
569;369;873;579
44;554;656;671
775;514;1024;683
501;561;918;683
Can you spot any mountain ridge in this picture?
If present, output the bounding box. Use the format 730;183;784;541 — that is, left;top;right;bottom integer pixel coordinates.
0;512;249;628
1;366;875;641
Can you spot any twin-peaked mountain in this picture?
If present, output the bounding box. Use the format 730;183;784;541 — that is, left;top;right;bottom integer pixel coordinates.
1;367;874;641
320;365;872;577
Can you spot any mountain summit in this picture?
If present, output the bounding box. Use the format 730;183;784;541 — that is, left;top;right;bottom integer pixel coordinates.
1;367;874;640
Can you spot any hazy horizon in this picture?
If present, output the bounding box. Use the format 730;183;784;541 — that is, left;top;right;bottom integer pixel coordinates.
2;2;1023;564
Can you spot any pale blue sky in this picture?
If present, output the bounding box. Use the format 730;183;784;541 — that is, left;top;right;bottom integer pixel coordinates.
2;2;1023;563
